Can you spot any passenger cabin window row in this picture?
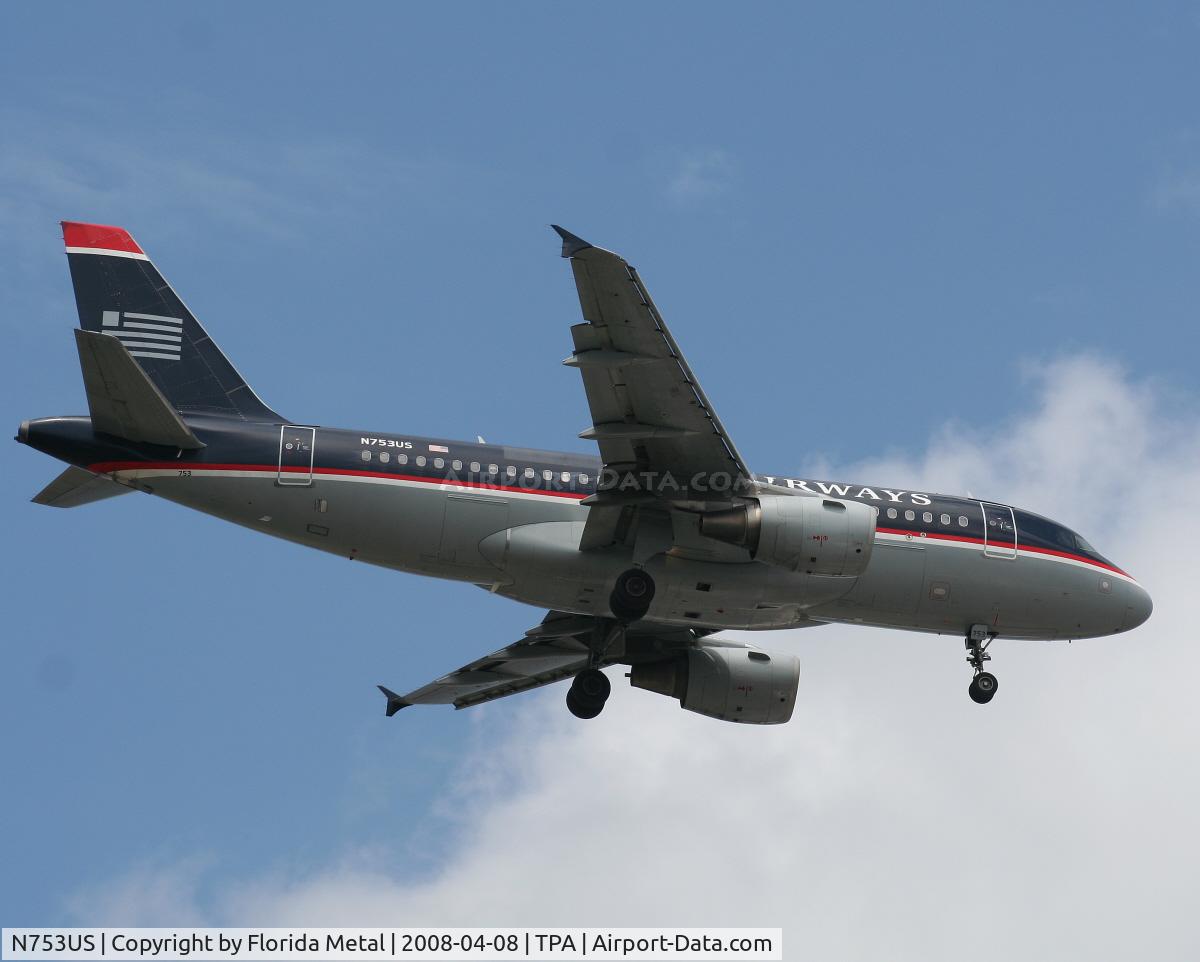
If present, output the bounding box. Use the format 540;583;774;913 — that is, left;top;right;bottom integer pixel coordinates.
885;507;970;528
358;448;591;488
352;450;1110;557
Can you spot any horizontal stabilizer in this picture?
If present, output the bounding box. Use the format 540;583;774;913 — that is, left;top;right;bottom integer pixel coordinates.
377;685;410;717
75;329;204;449
32;466;132;508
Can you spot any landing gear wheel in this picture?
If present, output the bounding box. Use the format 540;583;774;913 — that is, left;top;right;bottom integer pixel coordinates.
968;671;999;705
566;668;611;719
609;569;656;622
964;624;998;705
573;667;611;704
566;688;604;719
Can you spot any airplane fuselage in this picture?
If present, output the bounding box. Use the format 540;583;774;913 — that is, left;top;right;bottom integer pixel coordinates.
20;220;1155;719
20;413;1151;643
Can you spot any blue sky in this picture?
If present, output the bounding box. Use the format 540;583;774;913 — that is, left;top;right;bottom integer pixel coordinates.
3;4;1200;956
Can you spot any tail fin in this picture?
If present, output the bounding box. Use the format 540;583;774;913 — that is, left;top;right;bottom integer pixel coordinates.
62;221;281;421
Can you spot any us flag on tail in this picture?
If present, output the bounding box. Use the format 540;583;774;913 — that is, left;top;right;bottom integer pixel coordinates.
101;310;183;361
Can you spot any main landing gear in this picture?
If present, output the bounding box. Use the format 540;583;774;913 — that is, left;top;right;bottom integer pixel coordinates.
965;624;999;705
609;568;656;623
561;566;657;714
566;569;657;720
567;668;611;719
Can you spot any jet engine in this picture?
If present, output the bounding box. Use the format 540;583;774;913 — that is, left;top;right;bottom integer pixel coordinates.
700;494;876;577
629;641;800;724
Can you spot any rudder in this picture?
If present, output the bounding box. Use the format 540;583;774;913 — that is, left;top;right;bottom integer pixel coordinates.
62;221;281;421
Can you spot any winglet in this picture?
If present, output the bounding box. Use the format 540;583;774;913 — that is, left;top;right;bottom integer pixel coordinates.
551;225;593;258
377;685;410;717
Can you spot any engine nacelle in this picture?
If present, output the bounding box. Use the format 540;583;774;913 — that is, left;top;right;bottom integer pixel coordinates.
700;494;876;577
629;641;800;724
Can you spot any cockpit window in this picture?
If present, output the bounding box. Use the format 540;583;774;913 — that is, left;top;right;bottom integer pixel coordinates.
1017;510;1111;564
1018;512;1076;552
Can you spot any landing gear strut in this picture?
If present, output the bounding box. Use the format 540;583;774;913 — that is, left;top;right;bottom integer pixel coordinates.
965;624;998;705
567;668;612;719
609;568;656;623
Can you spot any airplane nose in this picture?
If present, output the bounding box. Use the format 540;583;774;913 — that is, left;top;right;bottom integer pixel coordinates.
1123;583;1153;631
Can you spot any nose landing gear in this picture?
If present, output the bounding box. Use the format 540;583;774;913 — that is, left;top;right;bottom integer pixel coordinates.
965;624;999;705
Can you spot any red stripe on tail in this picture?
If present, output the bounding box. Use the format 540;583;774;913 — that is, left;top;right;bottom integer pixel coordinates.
61;221;144;255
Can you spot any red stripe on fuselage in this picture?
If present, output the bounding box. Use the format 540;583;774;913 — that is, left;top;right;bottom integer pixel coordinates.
875;526;1128;577
87;462;1129;578
86;460;590;501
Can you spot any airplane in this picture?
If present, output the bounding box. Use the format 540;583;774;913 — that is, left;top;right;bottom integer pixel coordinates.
16;222;1153;724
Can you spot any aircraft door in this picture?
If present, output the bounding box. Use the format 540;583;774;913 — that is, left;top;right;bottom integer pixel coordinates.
278;425;315;486
980;502;1017;559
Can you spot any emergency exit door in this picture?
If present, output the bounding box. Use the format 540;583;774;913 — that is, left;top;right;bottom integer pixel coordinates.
278;426;315;485
980;502;1017;559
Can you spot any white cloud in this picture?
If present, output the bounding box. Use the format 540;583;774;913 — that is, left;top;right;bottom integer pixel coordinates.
69;356;1200;960
65;856;214;927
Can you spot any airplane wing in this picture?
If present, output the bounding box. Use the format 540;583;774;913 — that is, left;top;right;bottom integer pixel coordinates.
553;227;753;547
378;611;700;714
554;226;752;493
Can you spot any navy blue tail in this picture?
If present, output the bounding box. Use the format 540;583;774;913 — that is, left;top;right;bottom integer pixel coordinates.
63;221;281;422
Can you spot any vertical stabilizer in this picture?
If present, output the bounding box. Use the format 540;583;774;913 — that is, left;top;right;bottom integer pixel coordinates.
62;221;281;422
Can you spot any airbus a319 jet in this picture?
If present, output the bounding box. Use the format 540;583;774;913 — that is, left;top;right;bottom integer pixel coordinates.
17;222;1153;724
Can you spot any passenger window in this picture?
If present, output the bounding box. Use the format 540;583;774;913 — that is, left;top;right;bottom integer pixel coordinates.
397;453;408;465
360;450;371;462
470;461;480;473
579;473;589;485
905;510;915;521
434;458;444;469
416;456;426;467
524;467;535;479
940;513;950;525
923;511;933;524
380;451;390;464
452;459;462;471
506;466;516;478
887;508;898;519
543;469;554;481
561;471;571;483
488;464;498;475
958;516;967;527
